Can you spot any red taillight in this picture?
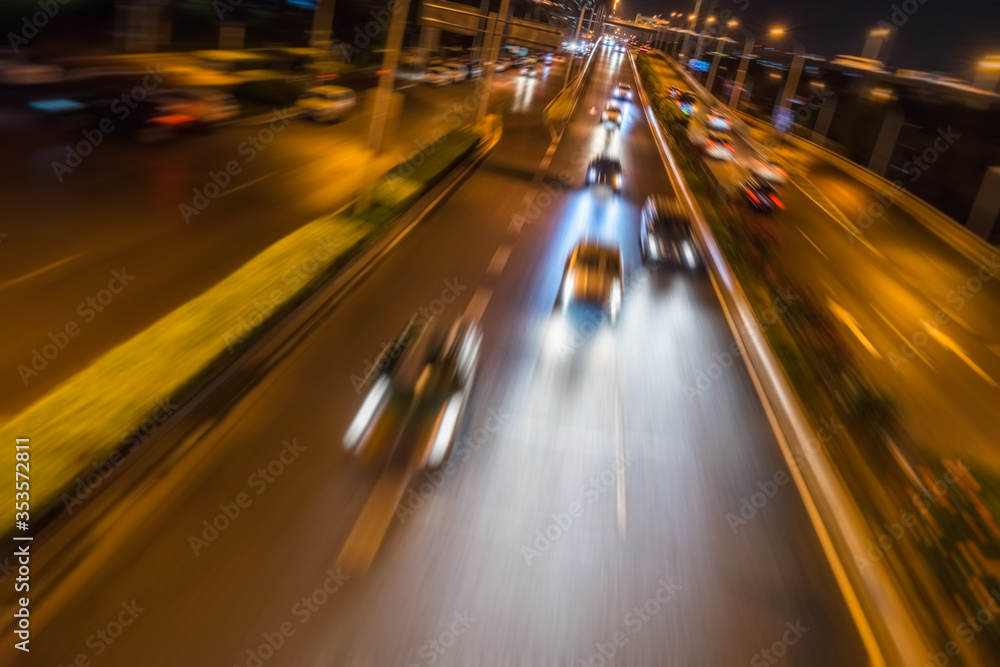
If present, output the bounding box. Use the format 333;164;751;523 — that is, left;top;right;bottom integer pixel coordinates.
153;114;197;125
747;190;761;204
769;194;785;209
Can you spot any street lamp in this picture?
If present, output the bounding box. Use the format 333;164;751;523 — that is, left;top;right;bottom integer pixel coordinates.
769;26;805;110
862;27;892;62
974;55;1000;93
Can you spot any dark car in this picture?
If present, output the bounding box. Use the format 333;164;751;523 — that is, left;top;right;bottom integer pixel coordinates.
738;177;785;213
586;156;623;194
640;195;698;268
342;314;482;471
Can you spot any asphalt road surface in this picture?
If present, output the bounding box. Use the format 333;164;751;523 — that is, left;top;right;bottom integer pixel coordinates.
8;48;868;667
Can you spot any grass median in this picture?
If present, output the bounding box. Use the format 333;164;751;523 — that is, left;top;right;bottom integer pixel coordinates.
1;128;481;529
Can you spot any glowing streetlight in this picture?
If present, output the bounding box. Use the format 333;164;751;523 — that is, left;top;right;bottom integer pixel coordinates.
974;55;1000;92
769;27;786;36
727;20;738;27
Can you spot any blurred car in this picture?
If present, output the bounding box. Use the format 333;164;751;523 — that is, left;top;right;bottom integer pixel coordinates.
295;85;356;122
153;88;241;125
613;83;633;101
521;65;538;77
640;195;698;268
677;92;698;116
468;62;483;78
117;98;201;142
706;110;731;130
424;66;455;86
704;132;735;160
614;44;625;53
749;158;788;185
601;103;623;129
343;314;482;471
586;156;623;194
495;56;513;72
738;177;785;212
559;241;624;324
668;86;682;99
444;62;469;81
544;53;554;64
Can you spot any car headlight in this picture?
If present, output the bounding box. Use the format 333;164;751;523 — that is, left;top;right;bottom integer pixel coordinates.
562;271;575;308
588;167;596;182
614;174;621;188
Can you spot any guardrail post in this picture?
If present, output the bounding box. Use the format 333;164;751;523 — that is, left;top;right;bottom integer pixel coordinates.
967;166;1000;240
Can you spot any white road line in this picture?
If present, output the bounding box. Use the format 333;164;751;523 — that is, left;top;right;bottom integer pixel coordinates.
797;227;830;260
922;322;999;388
615;391;627;538
487;244;512;275
827;297;883;359
463;286;493;320
0;252;83;290
219;171;277;198
873;308;938;371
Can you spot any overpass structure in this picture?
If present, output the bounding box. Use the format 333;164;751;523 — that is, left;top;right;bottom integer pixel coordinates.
417;0;565;61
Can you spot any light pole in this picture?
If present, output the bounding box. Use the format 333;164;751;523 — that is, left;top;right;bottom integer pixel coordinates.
770;27;805;110
974;55;1000;93
694;15;714;61
862;27;891;62
476;0;513;124
727;26;754;109
679;10;697;58
356;0;410;210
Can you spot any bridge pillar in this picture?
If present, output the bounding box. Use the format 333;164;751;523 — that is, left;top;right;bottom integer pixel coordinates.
968;166;1000;240
417;25;441;71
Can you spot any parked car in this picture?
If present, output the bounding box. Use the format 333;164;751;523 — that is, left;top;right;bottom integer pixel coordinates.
424;66;455;86
152;88;241;125
444;62;469;82
295;85;356;122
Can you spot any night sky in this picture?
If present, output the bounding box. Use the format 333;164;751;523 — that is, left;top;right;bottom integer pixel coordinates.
614;0;1000;77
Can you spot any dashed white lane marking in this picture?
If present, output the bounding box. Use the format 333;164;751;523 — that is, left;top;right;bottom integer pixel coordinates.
464;286;493;320
0;252;83;290
873;307;937;371
487;244;512;275
219;171;277;198
827;297;883;360
922;322;999;388
615;391;627;538
797;227;830;261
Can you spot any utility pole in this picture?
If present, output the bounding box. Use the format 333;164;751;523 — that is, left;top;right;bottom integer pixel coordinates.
475;0;513;124
310;0;335;48
357;0;410;210
565;3;589;87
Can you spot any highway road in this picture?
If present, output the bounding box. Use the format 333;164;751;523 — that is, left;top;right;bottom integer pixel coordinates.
0;68;543;413
669;56;1000;476
9;48;867;666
